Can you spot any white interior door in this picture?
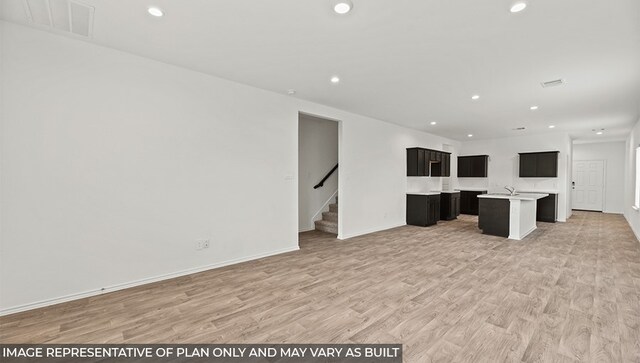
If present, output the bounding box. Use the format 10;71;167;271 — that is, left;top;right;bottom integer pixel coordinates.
572;160;604;211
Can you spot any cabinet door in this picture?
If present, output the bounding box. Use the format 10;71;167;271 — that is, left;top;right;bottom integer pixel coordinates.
460;191;470;214
443;154;450;177
406;195;428;226
439;194;449;220
536;194;557;222
458;157;470;177
469;192;480;215
470;157;481;177
407;149;426;176
519;154;537;177
536;153;558;177
453;194;460;216
428;195;440;224
407;149;418;176
470;156;487;177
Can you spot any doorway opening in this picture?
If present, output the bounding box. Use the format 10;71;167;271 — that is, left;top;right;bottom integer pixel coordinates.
298;113;340;238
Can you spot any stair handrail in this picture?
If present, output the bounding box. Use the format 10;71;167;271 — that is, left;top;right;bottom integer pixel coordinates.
313;163;338;189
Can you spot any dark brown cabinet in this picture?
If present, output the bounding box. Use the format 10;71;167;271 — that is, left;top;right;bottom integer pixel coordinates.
536;194;558;222
407;148;426;176
407;194;441;226
458;155;488;178
518;151;559;178
478;198;510;237
407;148;451;177
440;192;460;220
459;190;487;215
443;153;451;177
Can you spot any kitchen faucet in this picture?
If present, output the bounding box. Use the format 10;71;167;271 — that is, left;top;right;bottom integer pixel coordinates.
504;186;516;195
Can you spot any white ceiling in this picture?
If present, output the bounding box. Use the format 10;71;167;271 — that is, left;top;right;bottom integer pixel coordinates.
2;0;639;141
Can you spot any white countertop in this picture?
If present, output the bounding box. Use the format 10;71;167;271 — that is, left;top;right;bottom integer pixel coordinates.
407;192;441;196
455;188;488;192
517;190;560;194
478;193;549;201
439;190;460;194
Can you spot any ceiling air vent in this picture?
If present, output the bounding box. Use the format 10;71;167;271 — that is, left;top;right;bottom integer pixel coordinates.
22;0;94;38
541;79;564;88
512;127;526;131
68;1;94;37
23;0;53;27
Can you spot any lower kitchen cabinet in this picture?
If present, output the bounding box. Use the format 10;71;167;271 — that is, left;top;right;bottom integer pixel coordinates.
459;190;487;215
440;192;460;220
407;194;441;226
536;193;558;222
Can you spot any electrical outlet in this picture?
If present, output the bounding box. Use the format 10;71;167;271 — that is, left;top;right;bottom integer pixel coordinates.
195;239;210;250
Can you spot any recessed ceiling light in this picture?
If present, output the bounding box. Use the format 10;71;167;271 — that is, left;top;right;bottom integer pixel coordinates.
471;95;480;100
330;76;340;84
467;134;473;138
510;2;527;13
430;121;437;125
147;7;164;17
530;106;539;110
548;125;555;129
333;1;352;14
287;89;296;95
596;131;603;135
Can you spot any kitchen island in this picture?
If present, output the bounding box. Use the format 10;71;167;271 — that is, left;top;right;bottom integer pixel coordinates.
477;193;548;240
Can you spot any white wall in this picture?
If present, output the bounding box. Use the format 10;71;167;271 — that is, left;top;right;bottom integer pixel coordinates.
573;141;626;214
624;119;640;240
457;133;572;222
298;114;338;232
0;22;459;313
566;141;573;220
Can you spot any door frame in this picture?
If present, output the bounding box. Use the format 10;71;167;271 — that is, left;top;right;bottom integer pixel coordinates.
571;159;606;212
297;111;343;239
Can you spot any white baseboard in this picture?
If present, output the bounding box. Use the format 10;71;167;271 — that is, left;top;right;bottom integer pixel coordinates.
510;225;537;241
0;245;299;317
338;222;405;240
625;213;640;243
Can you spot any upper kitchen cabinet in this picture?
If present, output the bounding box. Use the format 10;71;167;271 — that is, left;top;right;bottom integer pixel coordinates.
457;155;488;178
407;148;426;176
407;148;451;177
431;152;451;177
518;151;559;177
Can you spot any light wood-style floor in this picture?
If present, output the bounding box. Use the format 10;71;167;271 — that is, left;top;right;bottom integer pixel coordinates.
1;211;639;362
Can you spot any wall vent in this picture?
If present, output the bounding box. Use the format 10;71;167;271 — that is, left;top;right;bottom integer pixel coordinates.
22;0;94;38
512;127;526;131
541;79;564;88
68;1;94;37
23;0;53;27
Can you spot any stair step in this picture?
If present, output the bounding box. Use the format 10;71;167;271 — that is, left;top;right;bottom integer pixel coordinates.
322;211;338;222
315;220;338;234
329;203;338;213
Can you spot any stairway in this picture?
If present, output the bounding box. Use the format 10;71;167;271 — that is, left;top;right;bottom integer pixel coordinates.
314;197;338;234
